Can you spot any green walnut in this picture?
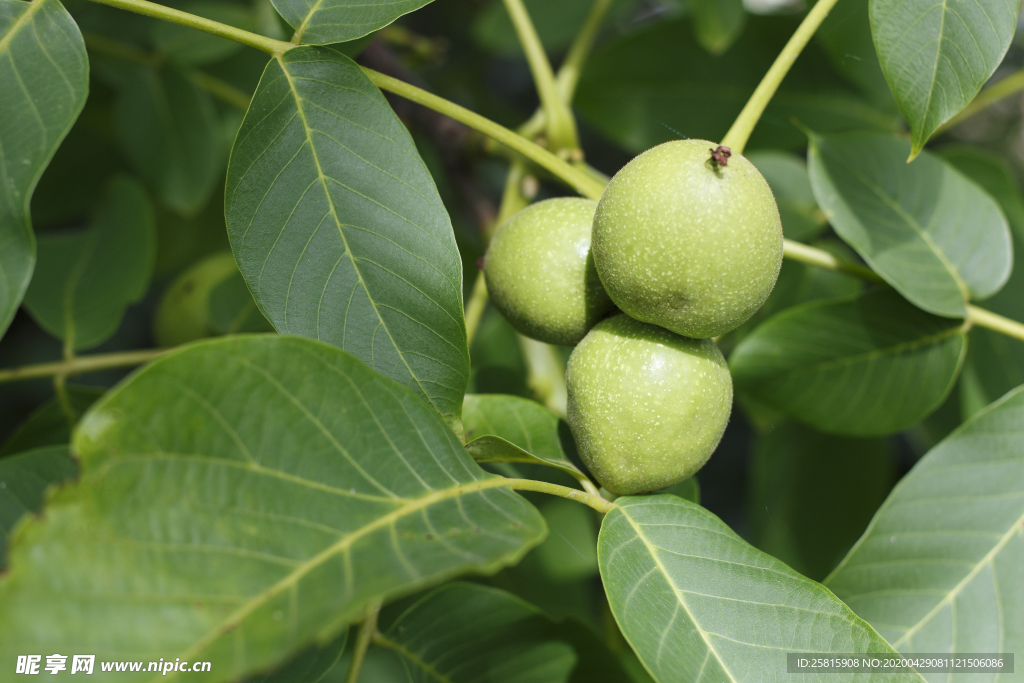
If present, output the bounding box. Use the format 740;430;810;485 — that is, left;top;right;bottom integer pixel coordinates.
592;139;783;339
484;197;614;346
566;314;733;495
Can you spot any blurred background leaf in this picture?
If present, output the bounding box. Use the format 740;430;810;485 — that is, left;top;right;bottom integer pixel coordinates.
748;421;894;581
23;177;155;352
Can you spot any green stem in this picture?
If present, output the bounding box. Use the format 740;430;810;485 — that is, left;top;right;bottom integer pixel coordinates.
782;238;883;283
502;0;579;151
344;600;381;683
720;0;840;153
53;374;77;428
84;0;602;197
85;0;293;54
937;68;1024;134
965;305;1024;343
519;0;615;141
363;69;605;200
0;349;167;384
507;478;615;513
782;239;1024;343
518;335;568;418
464;274;489;349
466;162;530;347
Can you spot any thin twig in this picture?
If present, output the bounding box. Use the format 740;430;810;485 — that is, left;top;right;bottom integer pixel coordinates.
344;600;381;683
0;349;167;384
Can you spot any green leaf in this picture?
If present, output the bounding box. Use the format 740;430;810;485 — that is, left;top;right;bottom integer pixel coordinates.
938;146;1024;417
749;422;893;581
745;151;825;241
225;47;469;428
152;2;254;67
730;289;967;436
271;0;432;45
0;0;89;338
247;630;347;683
576;16;899;154
808;131;1012;317
689;0;745;55
816;0;895;109
112;63;221;216
870;0;1019;157
533;498;598;582
598;495;923;683
825;385;1024;654
0;336;545;679
0;446;76;566
0;384;104;457
463;394;583;479
23;177;155;351
374;582;576;682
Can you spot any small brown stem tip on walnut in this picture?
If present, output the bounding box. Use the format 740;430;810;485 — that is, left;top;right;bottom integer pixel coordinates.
709;145;732;167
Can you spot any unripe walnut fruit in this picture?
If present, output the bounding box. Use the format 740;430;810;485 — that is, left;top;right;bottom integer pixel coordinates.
592;139;783;339
566;314;732;495
484;197;614;345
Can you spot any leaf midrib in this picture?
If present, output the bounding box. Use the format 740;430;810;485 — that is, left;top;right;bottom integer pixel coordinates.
0;0;44;56
273;53;440;415
891;507;1024;649
826;139;971;303
616;505;738;683
174;476;510;666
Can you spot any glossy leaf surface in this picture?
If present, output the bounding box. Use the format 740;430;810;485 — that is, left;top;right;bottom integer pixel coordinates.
808;131;1012;317
826;386;1024;656
599;495;922;683
0;0;89;337
375;582;576;682
576;17;899;153
225;47;468;427
272;0;432;44
463;394;583;478
23;177;155;351
0;446;76;566
0;336;544;680
870;0;1018;156
730;289;967;436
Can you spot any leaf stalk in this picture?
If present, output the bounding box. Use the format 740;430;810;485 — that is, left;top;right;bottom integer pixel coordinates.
502;0;579;151
507;478;615;513
84;0;294;54
720;0;840;153
344;600;381;683
0;349;167;384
